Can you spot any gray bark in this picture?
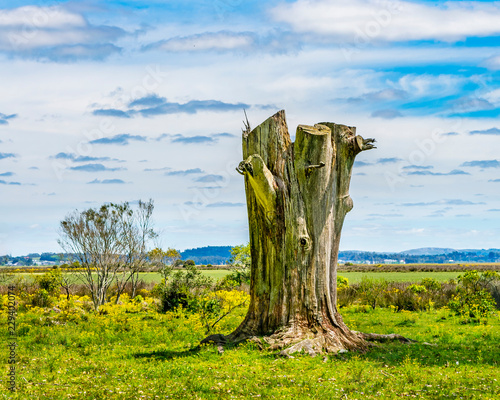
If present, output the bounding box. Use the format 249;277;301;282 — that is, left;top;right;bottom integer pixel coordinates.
228;110;376;354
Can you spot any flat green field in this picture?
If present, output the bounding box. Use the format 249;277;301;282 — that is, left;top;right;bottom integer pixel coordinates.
2;296;498;399
140;270;462;284
338;271;461;283
143;270;462;284
8;270;232;283
139;270;233;283
8;270;463;284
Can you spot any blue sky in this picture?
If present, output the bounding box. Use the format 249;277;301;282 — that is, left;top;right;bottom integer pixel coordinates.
1;0;499;255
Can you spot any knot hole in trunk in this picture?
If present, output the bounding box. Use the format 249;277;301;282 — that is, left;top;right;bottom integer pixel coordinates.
299;236;311;250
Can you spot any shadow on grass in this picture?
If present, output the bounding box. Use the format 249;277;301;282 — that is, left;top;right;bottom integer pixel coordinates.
133;340;248;360
132;334;499;367
134;347;201;360
134;339;274;362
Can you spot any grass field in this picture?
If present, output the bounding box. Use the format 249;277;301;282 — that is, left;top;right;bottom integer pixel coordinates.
338;271;462;284
139;270;233;283
1;293;498;399
8;270;463;285
143;270;463;284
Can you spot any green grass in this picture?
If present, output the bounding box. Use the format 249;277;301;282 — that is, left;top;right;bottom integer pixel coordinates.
1;269;483;286
339;271;461;284
7;270;233;284
1;294;499;399
138;270;233;283
140;270;462;284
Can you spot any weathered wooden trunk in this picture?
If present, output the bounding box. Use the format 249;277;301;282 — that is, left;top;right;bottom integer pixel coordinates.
226;110;375;355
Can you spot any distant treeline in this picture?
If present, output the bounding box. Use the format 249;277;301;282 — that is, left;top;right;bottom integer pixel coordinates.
338;263;500;272
3;247;500;267
1;247;234;267
0;253;68;266
339;250;500;264
180;246;232;265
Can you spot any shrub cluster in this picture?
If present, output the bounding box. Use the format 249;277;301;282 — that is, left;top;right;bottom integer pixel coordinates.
152;264;213;313
337;271;499;322
2;267;497;327
150;264;249;333
0;264;250;336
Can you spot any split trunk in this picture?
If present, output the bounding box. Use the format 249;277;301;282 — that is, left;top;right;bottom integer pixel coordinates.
227;110;376;355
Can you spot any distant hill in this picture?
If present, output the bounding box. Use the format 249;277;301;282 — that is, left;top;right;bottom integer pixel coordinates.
400;248;456;256
338;248;500;264
400;248;500;256
178;246;500;266
180;246;233;265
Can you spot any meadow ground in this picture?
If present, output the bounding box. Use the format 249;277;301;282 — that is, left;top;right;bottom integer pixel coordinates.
1;289;499;399
5;270;464;284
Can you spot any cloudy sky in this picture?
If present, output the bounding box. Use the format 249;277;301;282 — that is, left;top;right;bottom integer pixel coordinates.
1;0;499;256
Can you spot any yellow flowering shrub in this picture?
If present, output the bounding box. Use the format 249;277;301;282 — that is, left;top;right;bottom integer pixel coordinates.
196;289;250;333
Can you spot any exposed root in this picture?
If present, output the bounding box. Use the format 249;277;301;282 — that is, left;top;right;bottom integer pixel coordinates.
199;328;416;357
278;338;325;358
261;326;356;357
200;334;226;354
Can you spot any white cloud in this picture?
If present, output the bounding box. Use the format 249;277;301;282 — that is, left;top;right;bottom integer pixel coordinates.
147;31;255;52
0;6;85;28
396;228;425;235
271;0;500;43
2;2;500;255
0;5;124;58
371;109;402;119
397;74;465;97
483;88;500;105
482;54;500;71
366;89;407;102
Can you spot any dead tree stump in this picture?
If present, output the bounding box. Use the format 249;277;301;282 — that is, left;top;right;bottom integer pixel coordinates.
206;110;381;355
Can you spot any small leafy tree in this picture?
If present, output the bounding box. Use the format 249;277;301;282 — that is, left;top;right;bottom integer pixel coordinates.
150;261;248;334
228;243;250;269
115;200;157;300
148;247;181;281
199;290;249;334
448;270;498;322
30;269;63;308
35;268;62;294
59;273;76;301
337;275;349;290
58;199;157;311
336;275;358;308
153;264;213;313
223;243;251;286
358;276;388;310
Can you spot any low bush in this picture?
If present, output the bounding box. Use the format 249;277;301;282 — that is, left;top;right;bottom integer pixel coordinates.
152;264;214;313
30;288;53;308
448;270;499;323
337;275;349;289
358;276;388;309
108;280;154;300
218;269;250;288
336;271;499;319
383;284;430;312
34;268;62;294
